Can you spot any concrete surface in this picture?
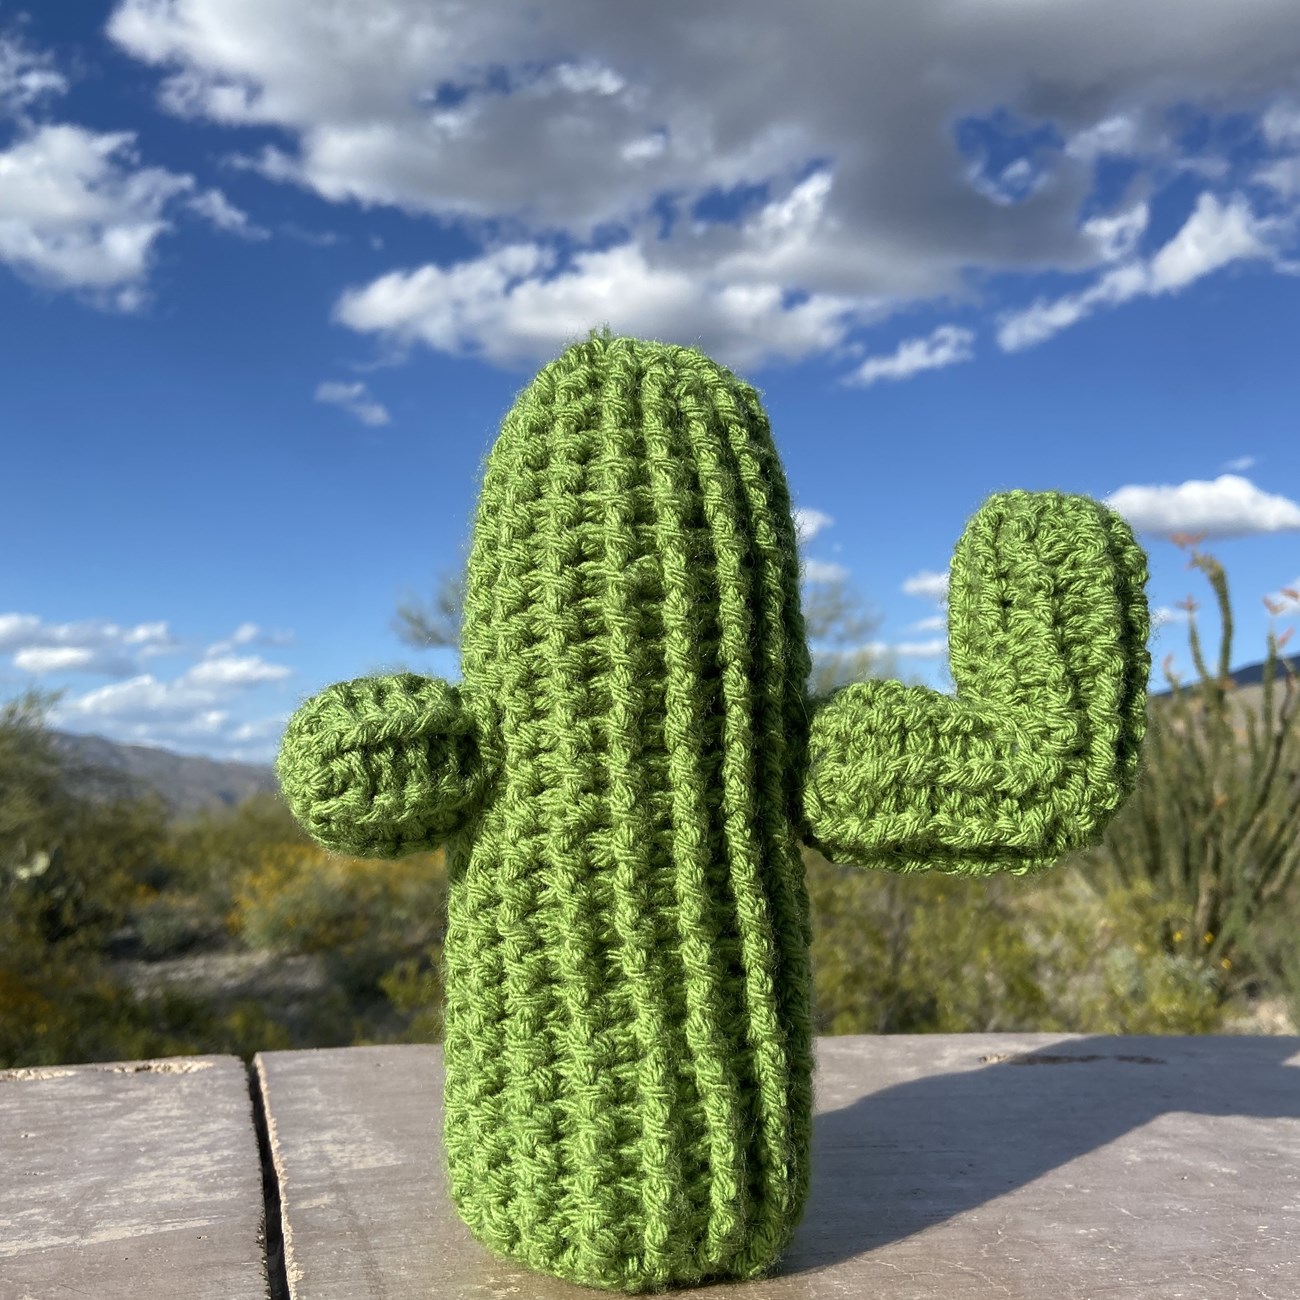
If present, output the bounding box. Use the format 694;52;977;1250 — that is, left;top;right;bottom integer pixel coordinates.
0;1055;269;1299
255;1033;1300;1298
3;1035;1297;1297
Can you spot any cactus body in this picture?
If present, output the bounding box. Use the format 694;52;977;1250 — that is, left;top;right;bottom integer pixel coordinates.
443;332;816;1290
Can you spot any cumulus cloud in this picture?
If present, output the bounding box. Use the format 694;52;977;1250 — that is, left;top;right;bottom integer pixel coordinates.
203;621;294;658
184;186;270;239
996;192;1296;350
0;613;182;675
0;29;265;308
0;120;194;309
73;0;1300;375
792;505;834;546
0;25;66;115
314;378;392;426
841;325;976;388
1104;474;1300;540
0;612;295;756
903;570;952;603
802;558;851;584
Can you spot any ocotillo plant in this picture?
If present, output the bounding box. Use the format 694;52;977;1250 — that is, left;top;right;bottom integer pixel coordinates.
1064;530;1300;997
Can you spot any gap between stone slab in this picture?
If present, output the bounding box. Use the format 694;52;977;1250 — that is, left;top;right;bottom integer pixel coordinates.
247;1059;292;1300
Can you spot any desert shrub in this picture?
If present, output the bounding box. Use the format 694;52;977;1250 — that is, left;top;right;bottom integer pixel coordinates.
0;689;174;956
164;789;315;919
227;841;448;1025
805;848;1231;1036
806;847;1055;1034
0;911;294;1069
371;952;445;1044
1005;868;1227;1033
804;534;1296;1037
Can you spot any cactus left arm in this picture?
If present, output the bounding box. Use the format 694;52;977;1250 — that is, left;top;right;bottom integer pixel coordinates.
276;672;498;858
798;490;1152;877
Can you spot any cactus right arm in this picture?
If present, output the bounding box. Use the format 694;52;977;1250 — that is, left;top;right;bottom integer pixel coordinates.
275;673;497;858
798;491;1152;877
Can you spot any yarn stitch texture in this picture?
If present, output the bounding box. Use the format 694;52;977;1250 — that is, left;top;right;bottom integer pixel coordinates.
275;327;1153;1293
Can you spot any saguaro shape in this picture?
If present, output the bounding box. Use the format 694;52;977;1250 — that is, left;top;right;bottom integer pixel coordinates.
276;328;1152;1293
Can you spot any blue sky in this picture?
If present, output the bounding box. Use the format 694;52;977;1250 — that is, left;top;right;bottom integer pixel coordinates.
2;1;1299;766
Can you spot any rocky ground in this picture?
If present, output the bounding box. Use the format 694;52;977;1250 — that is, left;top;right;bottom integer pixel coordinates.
105;948;340;1045
1217;994;1297;1035
103;948;1297;1041
106;949;331;1004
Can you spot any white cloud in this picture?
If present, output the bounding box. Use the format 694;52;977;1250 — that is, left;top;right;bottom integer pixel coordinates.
2;610;294;757
862;479;1300;671
0;613;182;674
1080;201;1149;263
315;378;391;426
280;222;341;246
1147;191;1274;293
185;655;293;687
13;646;100;673
0;120;194;308
801;558;850;584
834;636;949;663
886;637;948;660
0;27;67;114
997;192;1291;350
903;570;952;603
840;324;975;388
796;506;954;663
1064;112;1146;162
0;29;276;307
1261;100;1300;146
184;186;270;239
1253;100;1300;198
44;652;294;749
88;0;1300;374
906;614;948;634
1150;605;1191;635
792;506;834;545
330;230;874;374
1103;474;1300;539
0;613;42;647
203;621;294;658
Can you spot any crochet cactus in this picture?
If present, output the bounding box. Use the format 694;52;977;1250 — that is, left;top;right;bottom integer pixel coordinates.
275;327;1152;1293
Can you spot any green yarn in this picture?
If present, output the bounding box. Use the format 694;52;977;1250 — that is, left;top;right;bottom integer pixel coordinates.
802;488;1153;875
275;326;1152;1293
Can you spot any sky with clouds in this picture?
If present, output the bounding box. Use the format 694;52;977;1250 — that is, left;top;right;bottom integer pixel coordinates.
2;0;1299;766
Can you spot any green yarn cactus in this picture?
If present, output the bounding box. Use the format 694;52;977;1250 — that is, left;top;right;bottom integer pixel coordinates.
275;327;1152;1293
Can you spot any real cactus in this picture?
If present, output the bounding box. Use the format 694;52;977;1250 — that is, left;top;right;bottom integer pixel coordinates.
275;326;1152;1293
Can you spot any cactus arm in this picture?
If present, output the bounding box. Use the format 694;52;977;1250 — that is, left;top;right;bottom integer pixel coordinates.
799;490;1152;876
275;672;498;858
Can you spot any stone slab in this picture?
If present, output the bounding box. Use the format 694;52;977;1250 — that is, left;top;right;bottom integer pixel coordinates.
256;1032;1300;1298
0;1054;269;1300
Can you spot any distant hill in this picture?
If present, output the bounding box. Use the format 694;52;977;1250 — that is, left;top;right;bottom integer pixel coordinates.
1148;652;1300;699
34;652;1300;823
43;728;281;824
1146;652;1300;747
